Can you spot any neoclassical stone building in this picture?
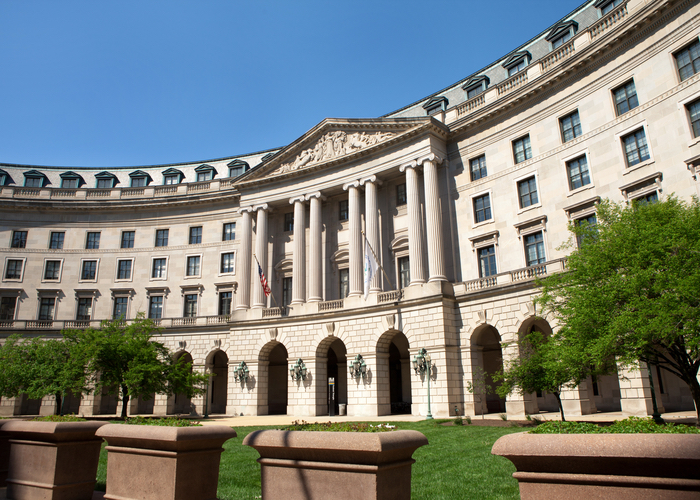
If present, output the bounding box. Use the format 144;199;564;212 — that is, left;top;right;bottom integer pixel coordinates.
1;0;699;418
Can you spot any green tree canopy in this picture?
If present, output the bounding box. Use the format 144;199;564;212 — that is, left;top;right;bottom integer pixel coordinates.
537;197;700;419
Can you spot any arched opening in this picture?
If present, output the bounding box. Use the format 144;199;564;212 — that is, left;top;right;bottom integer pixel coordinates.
19;394;42;415
136;394;155;415
169;351;193;415
266;343;288;415
325;339;347;416
98;385;118;415
62;390;81;415
519;318;559;413
471;325;506;415
207;350;229;414
377;330;411;415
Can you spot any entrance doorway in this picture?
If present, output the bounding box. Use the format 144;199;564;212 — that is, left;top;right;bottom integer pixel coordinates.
268;343;288;415
376;330;411;415
170;352;193;414
208;350;228;414
326;339;347;416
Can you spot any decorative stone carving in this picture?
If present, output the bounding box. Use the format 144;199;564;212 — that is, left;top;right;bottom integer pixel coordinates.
268;328;278;340
476;309;488;324
277;131;395;174
324;322;335;336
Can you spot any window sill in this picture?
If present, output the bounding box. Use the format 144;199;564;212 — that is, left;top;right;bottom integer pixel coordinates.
218;272;235;277
517;203;542;216
623;159;655;175
567;184;595;198
41;279;61;284
2;278;23;283
184;275;201;280
471;219;495;230
688;136;700;148
150;277;167;282
114;278;133;283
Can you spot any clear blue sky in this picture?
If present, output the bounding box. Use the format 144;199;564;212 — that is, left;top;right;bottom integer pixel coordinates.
0;1;585;168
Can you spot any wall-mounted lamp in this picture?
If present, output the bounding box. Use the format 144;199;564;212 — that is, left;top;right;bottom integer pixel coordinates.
348;354;367;380
290;358;308;381
412;347;433;420
234;361;249;383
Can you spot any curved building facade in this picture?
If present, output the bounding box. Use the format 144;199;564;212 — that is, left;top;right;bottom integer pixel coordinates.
1;0;699;418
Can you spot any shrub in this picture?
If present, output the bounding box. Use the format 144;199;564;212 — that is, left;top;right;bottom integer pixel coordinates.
283;420;394;432
465;416;472;425
454;417;463;426
499;413;507;421
32;414;86;422
124;416;202;427
530;417;700;434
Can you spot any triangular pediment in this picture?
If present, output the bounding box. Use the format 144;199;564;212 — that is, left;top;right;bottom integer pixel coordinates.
241;117;444;183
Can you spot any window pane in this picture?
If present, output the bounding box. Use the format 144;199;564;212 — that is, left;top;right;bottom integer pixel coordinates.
0;296;17;320
189;227;202;245
560;111;581;142
470;155;487;181
478;246;497;277
113;297;128;319
223;223;236;241
339;200;349;221
86;232;100;249
39;298;55;320
473;194;492;223
518;177;538;208
567;156;590;190
676;40;700;81
284;213;294;232
121;231;135;249
339;268;349;298
513;136;532;164
5;260;23;280
187;256;201;276
117;260;132;280
152;258;166;278
131;177;146;187
50;232;64;249
97;178;112;189
81;261;97;280
396;184;407;205
623;129;650;167
221;253;234;273
11;231;27;248
77;298;92;321
149;296;163;319
688;100;700;137
219;292;232;315
44;261;61;280
614;81;638;115
398;256;410;288
525;232;546;266
155;229;169;247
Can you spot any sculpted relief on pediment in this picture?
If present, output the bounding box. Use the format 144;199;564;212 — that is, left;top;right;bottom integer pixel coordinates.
275;130;395;175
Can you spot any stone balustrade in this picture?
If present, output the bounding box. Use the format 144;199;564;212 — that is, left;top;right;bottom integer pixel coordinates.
589;1;628;40
540;39;575;73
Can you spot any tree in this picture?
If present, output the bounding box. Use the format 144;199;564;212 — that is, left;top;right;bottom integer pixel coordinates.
465;365;494;419
537;197;700;420
70;316;208;418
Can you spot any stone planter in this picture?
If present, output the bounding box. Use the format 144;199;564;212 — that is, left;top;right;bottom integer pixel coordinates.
2;420;106;500
492;432;700;499
95;424;236;500
0;420;10;488
243;430;428;500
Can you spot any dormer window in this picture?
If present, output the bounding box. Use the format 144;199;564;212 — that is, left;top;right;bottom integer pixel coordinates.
227;159;249;178
162;168;183;185
462;76;490;100
423;96;448;116
129;170;152;187
195;164;216;182
95;171;117;189
546;21;578;50
0;169;10;186
502;51;531;77
23;170;47;188
59;171;83;189
595;0;623;15
261;153;276;162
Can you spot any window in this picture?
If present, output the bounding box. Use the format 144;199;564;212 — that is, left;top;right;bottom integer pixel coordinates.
622;128;650;167
613;81;639;115
283;213;294;232
197;171;212;182
155;229;169;247
398;256;410;288
189;227;202;245
599;0;623;15
470;155;487;181
4;259;23;280
473;194;492;223
512;135;532;164
576;214;598;247
61;178;78;189
525;232;546;266
96;177;113;189
462;77;489;100
229;166;244;178
466;85;484;99
81;260;97;280
44;260;61;280
567;155;591;190
86;232;100;249
560;111;582;142
117;259;132;280
551;30;572;49
38;298;55;321
675;40;700;82
339;268;349;299
152;258;167;279
0;296;17;320
221;252;235;274
131;176;147;187
49;232;64;249
339;200;349;221
24;176;43;188
223;222;235;241
687;99;700;137
113;297;128;319
508;59;527;77
11;231;27;248
517;176;539;208
478;245;497;278
282;277;293;307
219;292;232;316
636;191;659;204
164;174;179;185
396;183;407;206
186;256;201;276
77;298;92;321
184;294;198;317
121;231;135;249
149;296;163;319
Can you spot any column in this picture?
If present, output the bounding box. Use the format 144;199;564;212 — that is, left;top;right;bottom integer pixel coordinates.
399;162;426;285
343;181;362;297
236;207;253;310
420;155;447;282
253;204;269;308
290;196;306;305
361;176;382;293
306;192;325;302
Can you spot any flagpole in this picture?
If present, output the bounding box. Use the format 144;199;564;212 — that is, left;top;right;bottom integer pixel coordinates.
362;230;395;292
253;254;278;307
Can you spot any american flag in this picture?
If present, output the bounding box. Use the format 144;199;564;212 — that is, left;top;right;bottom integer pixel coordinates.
258;262;271;297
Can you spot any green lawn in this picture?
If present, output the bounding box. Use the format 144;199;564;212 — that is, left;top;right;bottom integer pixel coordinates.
96;420;522;500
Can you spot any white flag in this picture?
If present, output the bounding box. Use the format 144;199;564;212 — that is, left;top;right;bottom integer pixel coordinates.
363;238;379;300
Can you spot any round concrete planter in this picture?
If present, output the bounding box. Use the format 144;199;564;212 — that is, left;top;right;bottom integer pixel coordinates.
243;429;428;500
95;424;237;500
492;431;700;499
2;420;107;500
0;420;10;488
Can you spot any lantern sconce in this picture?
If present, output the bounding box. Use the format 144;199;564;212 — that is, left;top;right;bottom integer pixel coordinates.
412;347;433;420
348;354;368;380
234;361;249;383
289;358;308;381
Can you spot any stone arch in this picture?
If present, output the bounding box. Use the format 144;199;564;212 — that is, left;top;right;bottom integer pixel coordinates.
258;340;288;415
516;316;558;413
376;329;412;416
469;324;506;415
314;336;348;416
205;349;229;414
168;350;194;415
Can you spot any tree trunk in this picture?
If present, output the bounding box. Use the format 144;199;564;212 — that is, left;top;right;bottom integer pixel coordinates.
54;392;62;416
686;375;700;423
120;384;129;419
553;392;566;422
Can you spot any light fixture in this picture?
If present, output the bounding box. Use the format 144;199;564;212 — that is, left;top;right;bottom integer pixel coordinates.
348;354;367;380
234;361;249;383
412;347;433;420
289;358;308;381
